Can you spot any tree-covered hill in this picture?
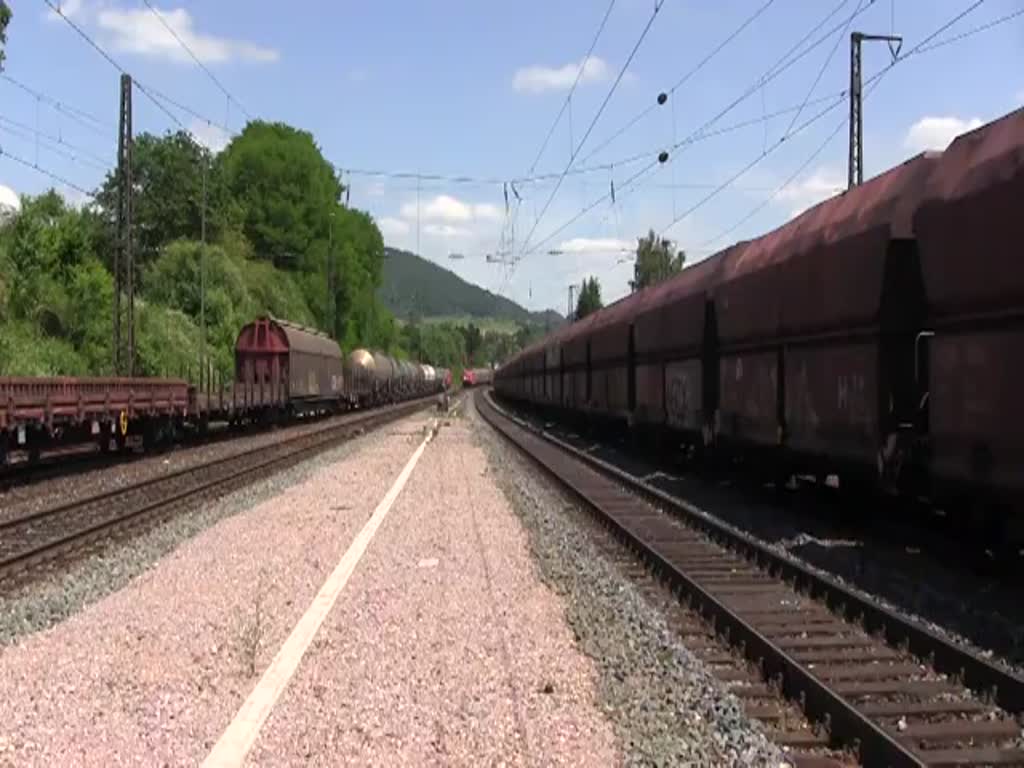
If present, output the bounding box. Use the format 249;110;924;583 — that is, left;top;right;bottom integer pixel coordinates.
0;123;559;379
378;247;563;328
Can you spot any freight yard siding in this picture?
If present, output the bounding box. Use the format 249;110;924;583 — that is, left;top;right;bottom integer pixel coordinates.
0;406;641;766
2;315;450;473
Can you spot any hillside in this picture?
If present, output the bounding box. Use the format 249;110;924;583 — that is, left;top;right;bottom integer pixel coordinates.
378;247;563;328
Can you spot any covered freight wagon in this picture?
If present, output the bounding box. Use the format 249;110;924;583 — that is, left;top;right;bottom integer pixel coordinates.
914;108;1024;510
713;152;938;475
235;316;343;414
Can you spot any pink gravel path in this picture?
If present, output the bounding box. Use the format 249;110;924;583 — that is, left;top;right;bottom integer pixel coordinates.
0;414;438;767
243;414;619;767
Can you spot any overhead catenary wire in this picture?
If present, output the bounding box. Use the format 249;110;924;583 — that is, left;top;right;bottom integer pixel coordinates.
676;0;999;247
577;0;778;168
140;81;235;136
0;113;114;169
516;1;872;272
667;0;875;160
915;5;1024;54
140;0;253;122
518;0;666;259
0;144;96;197
525;0;617;175
1;74;113;135
41;0;204;136
0;120;112;173
592;0;1013;251
782;0;862;138
583;0;863;172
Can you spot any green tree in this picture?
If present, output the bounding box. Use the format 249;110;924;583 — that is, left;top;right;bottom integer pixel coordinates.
4;191;104;329
630;229;685;292
419;322;466;368
326;206;385;343
95;131;231;266
575;276;603;320
220;121;342;268
0;1;11;71
514;323;536;350
461;322;483;364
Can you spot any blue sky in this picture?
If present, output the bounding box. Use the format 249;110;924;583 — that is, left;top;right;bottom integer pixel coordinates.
1;0;1022;314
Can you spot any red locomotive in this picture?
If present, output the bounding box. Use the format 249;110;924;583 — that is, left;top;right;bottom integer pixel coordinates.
495;107;1024;554
462;367;494;388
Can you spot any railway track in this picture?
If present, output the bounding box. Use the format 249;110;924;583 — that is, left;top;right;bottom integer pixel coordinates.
0;396;437;588
479;392;1024;767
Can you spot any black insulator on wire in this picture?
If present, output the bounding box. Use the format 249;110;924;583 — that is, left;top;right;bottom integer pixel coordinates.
658;150;669;163
657;92;668;105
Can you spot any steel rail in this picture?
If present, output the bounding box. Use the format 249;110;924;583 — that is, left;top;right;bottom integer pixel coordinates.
0;397;435;581
479;391;1024;767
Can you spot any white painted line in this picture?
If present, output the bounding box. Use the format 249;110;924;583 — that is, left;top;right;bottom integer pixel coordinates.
202;419;438;768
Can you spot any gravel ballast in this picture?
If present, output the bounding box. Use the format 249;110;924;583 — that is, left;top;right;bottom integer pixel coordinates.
0;414;429;648
0;404;628;766
0;411;442;765
246;408;620;766
471;397;785;767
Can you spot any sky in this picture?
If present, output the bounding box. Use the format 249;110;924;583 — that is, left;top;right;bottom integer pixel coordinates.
1;0;1022;315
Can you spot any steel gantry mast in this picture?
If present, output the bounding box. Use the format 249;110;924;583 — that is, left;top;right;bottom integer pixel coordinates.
849;31;902;189
114;73;135;375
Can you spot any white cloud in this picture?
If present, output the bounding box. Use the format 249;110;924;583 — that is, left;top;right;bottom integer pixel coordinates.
189;119;230;152
473;203;502;222
424;224;472;238
904;116;983;153
0;184;21;214
399;194;503;225
555;237;633;254
513;56;610;93
377;216;410;238
45;0;83;20
776;168;845;218
401;194;471;222
50;2;279;64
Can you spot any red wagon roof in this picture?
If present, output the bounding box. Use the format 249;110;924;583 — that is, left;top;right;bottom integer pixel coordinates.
913;107;1024;318
716;151;940;342
235;316;341;359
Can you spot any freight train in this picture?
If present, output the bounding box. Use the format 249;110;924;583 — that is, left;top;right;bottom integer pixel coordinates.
462;367;494;388
1;315;449;466
495;107;1024;553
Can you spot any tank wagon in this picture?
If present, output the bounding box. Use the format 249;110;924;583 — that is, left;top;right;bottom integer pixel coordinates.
495;106;1024;553
462;367;494;388
344;350;448;408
